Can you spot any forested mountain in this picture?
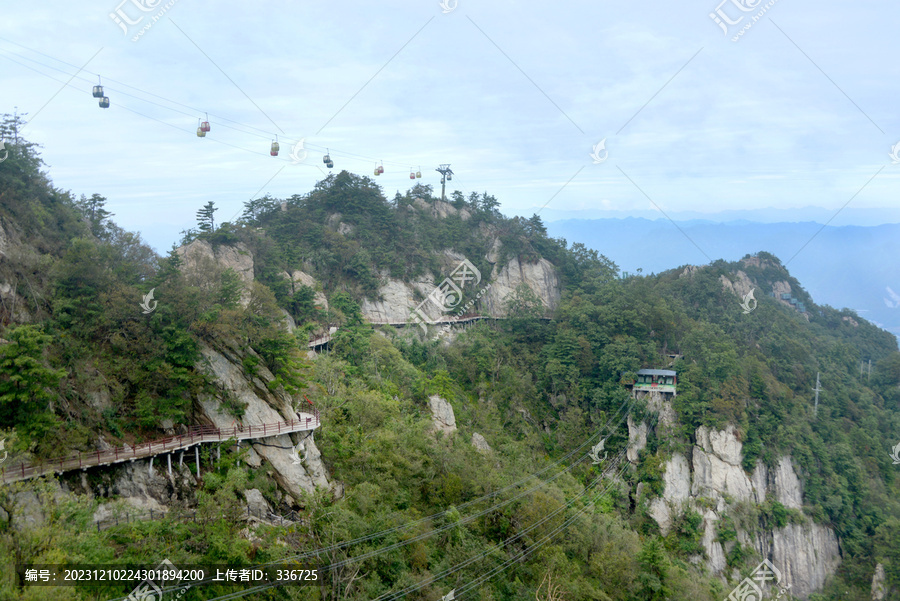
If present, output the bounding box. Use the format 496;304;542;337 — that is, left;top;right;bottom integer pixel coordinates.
546;217;900;340
1;130;899;601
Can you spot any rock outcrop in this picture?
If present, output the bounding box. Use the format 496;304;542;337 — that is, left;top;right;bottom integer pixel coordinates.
282;270;328;310
428;395;457;435
872;563;887;600
719;271;754;299
359;251;561;325
410;198;472;221
197;340;330;498
361;277;441;324
244;489;272;516
638;416;840;599
479;257;561;317
176;239;255;307
471;432;492;453
626;415;648;462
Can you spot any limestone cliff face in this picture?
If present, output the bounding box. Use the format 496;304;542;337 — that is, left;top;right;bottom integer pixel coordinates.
410;198;472;221
479;257;561;317
360;276;442;324
631;408;841;599
359;245;561;324
176;239;255;307
197;340;330;498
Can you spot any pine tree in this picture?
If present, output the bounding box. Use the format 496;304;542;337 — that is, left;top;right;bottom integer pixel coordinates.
196;201;217;232
75;193;114;238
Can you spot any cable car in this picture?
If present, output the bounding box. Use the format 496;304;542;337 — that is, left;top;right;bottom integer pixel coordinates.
99;97;110;109
199;113;210;133
325;158;334;168
323;149;331;164
409;168;416;180
92;76;104;98
374;163;380;176
196;118;206;138
416;166;422;178
271;136;280;156
377;162;384;175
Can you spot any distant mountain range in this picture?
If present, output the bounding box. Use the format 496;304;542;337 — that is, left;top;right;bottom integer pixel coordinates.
546;217;900;341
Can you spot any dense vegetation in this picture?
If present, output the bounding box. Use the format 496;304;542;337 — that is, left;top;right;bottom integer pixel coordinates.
0;122;899;600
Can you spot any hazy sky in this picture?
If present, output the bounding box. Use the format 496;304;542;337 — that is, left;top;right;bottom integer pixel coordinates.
1;1;898;252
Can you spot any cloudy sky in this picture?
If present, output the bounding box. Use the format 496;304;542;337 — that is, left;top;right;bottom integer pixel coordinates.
1;0;898;253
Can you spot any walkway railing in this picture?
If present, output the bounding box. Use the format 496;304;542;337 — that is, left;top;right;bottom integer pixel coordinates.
0;410;319;484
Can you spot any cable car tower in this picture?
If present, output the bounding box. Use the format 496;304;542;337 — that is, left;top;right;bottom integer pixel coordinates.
436;164;453;202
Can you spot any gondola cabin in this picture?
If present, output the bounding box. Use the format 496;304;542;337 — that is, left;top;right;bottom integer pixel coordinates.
630;369;677;398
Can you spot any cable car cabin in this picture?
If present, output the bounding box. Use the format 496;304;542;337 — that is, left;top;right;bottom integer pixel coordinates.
199;121;210;133
325;159;334;168
630;369;677;398
99;97;110;109
92;85;104;98
196;127;206;138
270;140;280;156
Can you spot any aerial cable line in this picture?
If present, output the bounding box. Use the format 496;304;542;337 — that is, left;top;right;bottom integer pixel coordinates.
0;41;447;171
377;455;630;601
266;394;629;567
119;399;636;601
184;452;629;601
259;411;632;594
0;52;327;168
449;460;630;600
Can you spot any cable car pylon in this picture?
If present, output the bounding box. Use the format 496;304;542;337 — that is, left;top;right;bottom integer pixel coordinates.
436;164;453;201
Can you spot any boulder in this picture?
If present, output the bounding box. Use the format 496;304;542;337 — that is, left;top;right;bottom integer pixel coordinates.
471;433;492;453
428;395;456;435
243;489;271;517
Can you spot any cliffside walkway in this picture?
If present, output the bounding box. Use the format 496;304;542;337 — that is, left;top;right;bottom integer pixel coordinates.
0;411;319;484
308;315;495;350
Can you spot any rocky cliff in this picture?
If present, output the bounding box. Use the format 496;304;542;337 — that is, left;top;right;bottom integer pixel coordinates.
176;239;256;307
196;339;330;499
360;249;561;325
630;406;841;599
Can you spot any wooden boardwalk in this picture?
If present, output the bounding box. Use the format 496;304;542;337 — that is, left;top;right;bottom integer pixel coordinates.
308;316;495;349
0;411;319;484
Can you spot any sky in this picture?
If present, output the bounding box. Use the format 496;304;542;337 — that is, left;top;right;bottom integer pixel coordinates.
1;0;898;253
